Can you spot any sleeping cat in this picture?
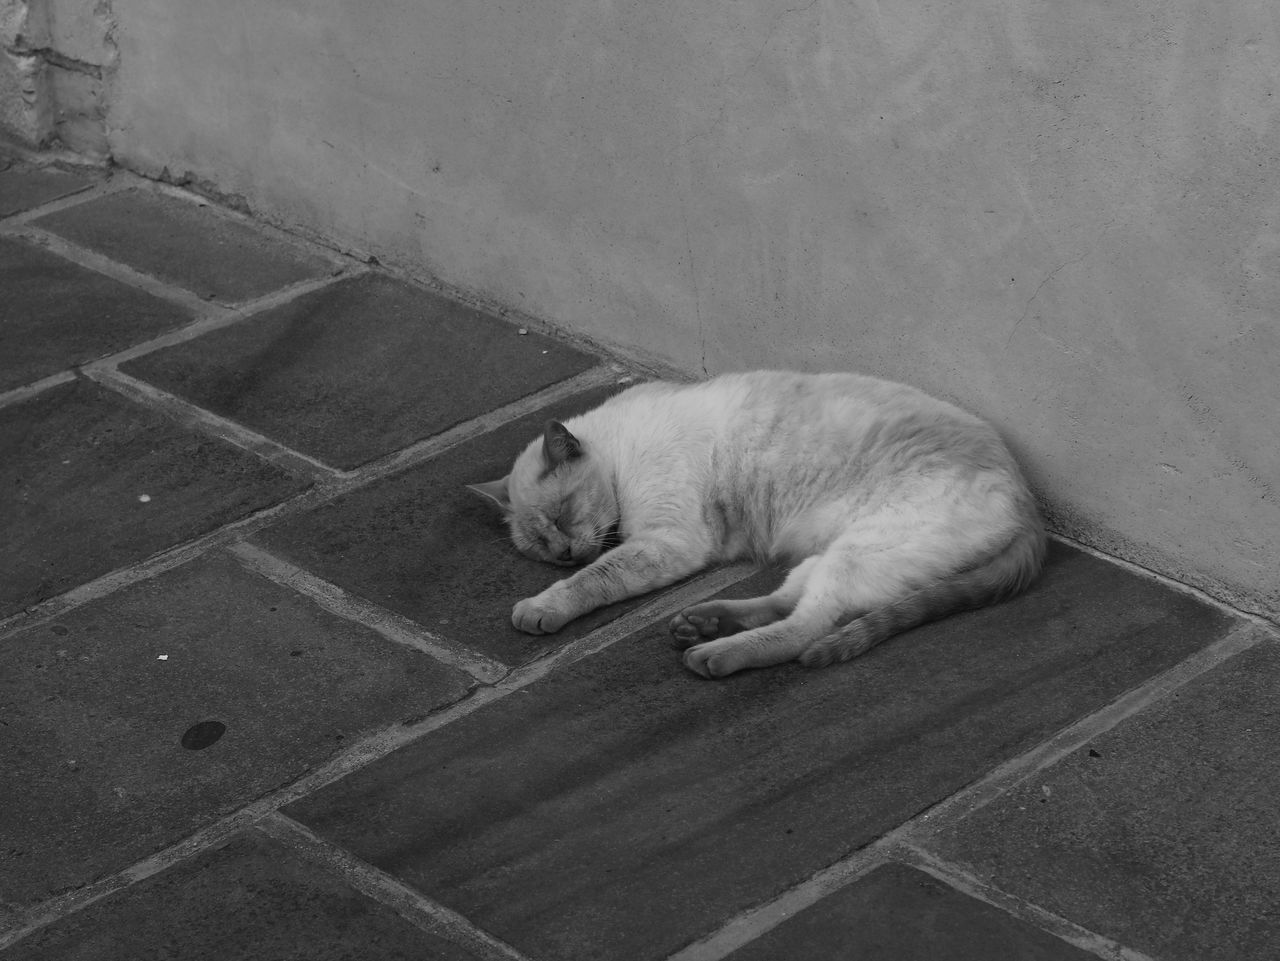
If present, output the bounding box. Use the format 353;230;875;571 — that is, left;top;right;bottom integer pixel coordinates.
468;370;1044;678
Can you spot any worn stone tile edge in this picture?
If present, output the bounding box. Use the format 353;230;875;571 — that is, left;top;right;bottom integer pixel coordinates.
1049;531;1280;636
82;366;340;481
890;845;1161;961
905;620;1266;835
0;370;76;410
256;813;536;961
228;541;511;685
0;170;133;228
6;224;228;316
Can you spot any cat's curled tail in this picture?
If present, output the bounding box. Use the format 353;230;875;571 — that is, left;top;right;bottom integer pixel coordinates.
798;521;1047;668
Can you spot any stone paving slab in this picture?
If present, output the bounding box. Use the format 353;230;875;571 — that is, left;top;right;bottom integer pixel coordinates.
0;159;93;216
0;236;193;391
1;830;483;961
255;384;641;666
285;542;1239;961
32;188;334;303
0;551;473;907
0;378;307;617
723;862;1097;961
928;636;1280;961
123;273;601;469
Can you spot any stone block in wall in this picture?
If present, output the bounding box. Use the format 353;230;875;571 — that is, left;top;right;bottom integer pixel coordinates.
1;0;49;48
47;0;114;68
0;47;52;144
49;60;104;155
1;0;114;150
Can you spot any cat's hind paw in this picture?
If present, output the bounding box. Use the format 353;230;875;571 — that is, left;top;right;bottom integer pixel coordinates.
682;641;725;679
683;639;753;679
669;612;721;650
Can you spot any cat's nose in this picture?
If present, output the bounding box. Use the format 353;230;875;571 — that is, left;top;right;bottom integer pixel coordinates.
557;547;574;563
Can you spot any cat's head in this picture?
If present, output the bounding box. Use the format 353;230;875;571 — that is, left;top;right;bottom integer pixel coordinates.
468;420;619;567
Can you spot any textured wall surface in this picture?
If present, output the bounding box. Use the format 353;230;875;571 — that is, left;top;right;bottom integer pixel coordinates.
1;0;52;142
96;0;1280;614
0;0;115;152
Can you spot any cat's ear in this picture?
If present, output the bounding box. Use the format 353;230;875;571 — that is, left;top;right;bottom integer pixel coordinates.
542;420;583;468
466;477;511;512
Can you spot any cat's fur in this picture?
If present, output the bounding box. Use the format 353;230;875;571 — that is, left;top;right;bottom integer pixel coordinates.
469;370;1044;678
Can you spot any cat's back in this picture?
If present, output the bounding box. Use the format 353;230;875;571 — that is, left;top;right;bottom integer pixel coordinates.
677;370;986;445
579;370;996;464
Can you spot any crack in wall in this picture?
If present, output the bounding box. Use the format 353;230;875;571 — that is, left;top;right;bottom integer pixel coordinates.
20;46;102;79
679;200;707;376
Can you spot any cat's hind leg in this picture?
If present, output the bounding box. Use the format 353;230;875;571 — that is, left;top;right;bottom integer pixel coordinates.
669;557;819;649
683;526;964;678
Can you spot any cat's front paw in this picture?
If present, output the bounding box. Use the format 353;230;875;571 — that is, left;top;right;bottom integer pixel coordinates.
512;595;573;635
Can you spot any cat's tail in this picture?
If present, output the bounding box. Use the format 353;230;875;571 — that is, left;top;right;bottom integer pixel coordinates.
798;520;1047;669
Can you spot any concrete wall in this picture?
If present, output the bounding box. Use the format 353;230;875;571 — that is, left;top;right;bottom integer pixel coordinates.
47;1;1280;614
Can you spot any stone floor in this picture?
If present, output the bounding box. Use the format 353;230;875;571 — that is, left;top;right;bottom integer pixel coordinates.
1;154;1277;961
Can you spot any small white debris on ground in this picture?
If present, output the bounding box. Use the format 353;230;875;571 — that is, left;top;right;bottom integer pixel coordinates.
138;494;151;503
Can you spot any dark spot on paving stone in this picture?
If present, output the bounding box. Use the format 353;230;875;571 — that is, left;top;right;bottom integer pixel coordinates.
1;552;474;906
181;721;227;750
50;625;69;636
1088;748;1102;758
290;650;303;657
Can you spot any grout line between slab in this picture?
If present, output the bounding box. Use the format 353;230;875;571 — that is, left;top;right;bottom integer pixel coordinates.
1048;531;1279;636
0;264;363;412
0;563;757;950
82;366;341;482
664;848;892;961
0;370;76;410
334;365;625;485
257;813;536;961
5;224;229;316
660;620;1264;961
891;845;1161;961
149;182;355;274
902;619;1266;839
229;541;510;685
0;489;327;640
0;172;133;228
94;267;367;368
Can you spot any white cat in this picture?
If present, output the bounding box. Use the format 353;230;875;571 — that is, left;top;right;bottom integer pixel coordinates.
469;371;1044;678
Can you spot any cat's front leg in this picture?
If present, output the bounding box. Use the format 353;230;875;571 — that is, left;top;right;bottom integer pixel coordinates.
512;534;710;635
